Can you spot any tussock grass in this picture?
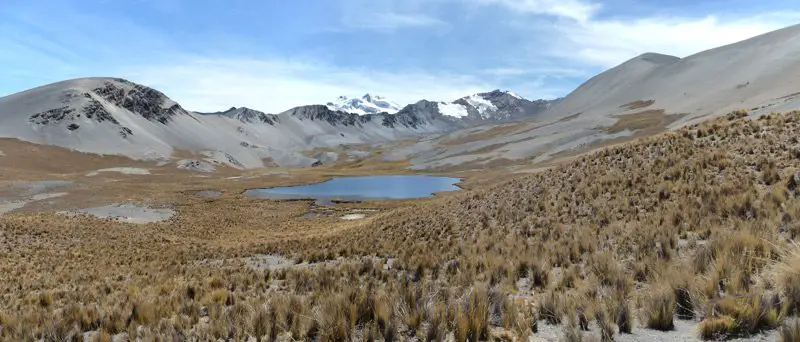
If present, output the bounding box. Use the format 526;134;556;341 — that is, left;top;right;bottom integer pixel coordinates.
643;287;675;331
698;294;781;340
5;111;800;339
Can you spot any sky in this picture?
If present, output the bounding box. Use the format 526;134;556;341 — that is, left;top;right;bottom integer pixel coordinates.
1;0;799;112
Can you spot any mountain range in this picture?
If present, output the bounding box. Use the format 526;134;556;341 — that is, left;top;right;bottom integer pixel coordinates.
1;23;800;171
0;78;553;169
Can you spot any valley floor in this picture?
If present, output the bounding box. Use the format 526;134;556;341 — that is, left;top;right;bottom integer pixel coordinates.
2;112;800;342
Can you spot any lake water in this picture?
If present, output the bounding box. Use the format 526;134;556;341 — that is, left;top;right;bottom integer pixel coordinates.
245;175;461;204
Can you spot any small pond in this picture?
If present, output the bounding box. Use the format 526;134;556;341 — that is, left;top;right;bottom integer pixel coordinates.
245;175;461;204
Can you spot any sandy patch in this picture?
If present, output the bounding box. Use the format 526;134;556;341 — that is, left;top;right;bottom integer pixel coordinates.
0;150;5;156
0;181;74;216
12;180;73;196
0;201;26;215
63;204;175;224
0;194;64;216
341;213;366;220
86;167;150;176
194;190;222;198
30;192;67;201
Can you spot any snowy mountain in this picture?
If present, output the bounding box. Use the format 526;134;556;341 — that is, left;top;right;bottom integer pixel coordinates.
437;90;556;122
326;94;402;115
323;89;556;121
0;78;466;169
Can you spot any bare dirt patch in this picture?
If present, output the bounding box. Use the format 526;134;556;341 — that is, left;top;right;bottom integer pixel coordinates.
604;109;686;134
621;99;655;110
439;123;522;147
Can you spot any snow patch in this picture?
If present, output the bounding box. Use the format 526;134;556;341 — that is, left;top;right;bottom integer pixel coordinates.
0;150;5;156
465;94;497;118
327;94;402;115
438;102;469;118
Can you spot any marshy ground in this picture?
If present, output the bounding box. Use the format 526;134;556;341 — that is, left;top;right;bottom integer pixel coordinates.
3;111;800;341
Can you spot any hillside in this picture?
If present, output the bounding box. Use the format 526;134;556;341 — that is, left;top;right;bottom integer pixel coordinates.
4;111;800;340
267;111;800;340
394;24;800;171
543;23;800;125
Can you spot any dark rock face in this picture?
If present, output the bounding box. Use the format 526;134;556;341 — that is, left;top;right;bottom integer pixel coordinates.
92;80;186;124
199;107;278;125
81;94;119;124
286;105;372;127
29;106;76;125
119;127;133;138
27;81;152;136
386;100;439;129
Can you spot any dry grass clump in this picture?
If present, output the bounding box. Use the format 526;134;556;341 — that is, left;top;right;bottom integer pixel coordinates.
6;111;800;339
697;293;781;340
643;287;675;331
539;291;566;325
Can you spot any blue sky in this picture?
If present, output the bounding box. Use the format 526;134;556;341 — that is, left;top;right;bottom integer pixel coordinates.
1;0;799;112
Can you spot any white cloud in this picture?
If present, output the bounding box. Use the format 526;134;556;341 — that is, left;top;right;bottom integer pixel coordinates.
123;57;501;112
471;0;601;22
483;66;589;79
342;12;446;31
552;13;800;68
337;0;447;32
475;0;800;68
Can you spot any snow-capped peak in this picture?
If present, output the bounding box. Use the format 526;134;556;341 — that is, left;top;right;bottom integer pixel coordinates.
326;94;402;115
437;102;469;118
463;94;498;119
506;91;522;99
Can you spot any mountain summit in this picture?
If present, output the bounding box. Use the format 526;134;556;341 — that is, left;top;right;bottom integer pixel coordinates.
326;94;402;115
440;90;557;122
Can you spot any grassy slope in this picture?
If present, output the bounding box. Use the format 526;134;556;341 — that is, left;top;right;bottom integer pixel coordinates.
3;111;800;340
